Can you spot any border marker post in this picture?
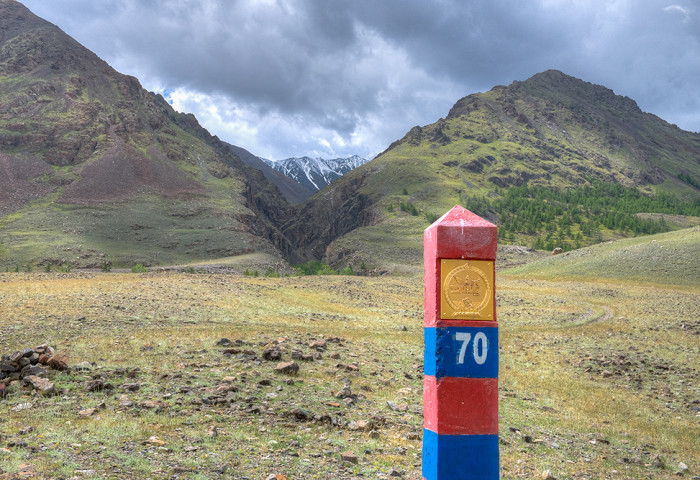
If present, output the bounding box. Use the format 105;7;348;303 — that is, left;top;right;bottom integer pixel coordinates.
423;205;499;479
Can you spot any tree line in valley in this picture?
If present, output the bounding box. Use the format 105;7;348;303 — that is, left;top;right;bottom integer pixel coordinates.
462;180;700;251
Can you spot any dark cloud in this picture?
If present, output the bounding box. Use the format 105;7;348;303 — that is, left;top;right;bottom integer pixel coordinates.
21;0;700;158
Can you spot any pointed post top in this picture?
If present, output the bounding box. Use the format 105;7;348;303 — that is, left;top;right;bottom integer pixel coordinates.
430;205;496;230
425;205;497;261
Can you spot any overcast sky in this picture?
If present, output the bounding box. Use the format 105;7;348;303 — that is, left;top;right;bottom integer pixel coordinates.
21;0;700;160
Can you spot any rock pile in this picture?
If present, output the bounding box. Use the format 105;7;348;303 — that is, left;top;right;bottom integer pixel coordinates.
0;344;69;396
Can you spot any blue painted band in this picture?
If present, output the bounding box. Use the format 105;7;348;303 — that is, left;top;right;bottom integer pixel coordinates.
424;327;498;379
422;429;499;480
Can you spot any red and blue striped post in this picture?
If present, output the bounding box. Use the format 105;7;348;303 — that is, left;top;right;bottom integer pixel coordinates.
423;205;499;479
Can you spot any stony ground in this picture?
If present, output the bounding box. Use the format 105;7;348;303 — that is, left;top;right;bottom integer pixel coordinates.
0;271;698;479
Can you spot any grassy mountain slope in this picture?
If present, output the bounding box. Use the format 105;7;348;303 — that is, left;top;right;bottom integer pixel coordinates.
283;70;700;270
0;0;290;269
504;226;700;287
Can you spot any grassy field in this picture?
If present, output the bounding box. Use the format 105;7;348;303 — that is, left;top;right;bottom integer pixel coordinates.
0;231;698;479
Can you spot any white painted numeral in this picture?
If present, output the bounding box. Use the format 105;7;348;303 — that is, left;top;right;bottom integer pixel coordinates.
473;332;488;365
455;331;488;365
456;332;471;364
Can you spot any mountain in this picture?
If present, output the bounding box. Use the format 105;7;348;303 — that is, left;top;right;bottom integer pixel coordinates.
262;155;368;193
0;0;291;268
282;70;700;270
2;2;698;274
225;144;314;205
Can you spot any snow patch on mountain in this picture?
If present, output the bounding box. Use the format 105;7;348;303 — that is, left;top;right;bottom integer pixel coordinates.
261;155;368;192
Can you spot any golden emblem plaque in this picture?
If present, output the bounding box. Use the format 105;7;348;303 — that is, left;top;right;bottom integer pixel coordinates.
440;259;494;320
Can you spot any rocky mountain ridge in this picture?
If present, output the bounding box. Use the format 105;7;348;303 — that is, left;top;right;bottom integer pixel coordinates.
262;155;368;193
225;143;314;205
280;70;700;267
0;0;292;268
1;1;699;271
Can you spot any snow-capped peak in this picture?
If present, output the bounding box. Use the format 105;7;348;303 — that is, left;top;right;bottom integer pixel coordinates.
261;155;368;192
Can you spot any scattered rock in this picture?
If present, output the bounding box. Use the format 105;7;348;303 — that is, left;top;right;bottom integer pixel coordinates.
22;375;54;395
9;351;23;363
263;348;282;361
22;365;48;378
388;468;405;477
1;344;68;391
348;419;373;431
47;352;69;370
274;361;299;376
335;384;353;399
289;408;312;421
148;436;165;446
340;451;358;464
78;407;98;417
216;383;238;394
17;464;37;479
85;378;113;392
309;340;327;351
386;401;408;412
75;469;97;476
73;361;93;372
542;470;557;480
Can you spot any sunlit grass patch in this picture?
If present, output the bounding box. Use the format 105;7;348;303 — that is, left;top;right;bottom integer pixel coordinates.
0;267;698;479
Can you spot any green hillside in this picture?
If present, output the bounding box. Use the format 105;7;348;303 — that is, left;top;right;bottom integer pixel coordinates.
0;0;289;269
284;71;700;270
504;226;700;287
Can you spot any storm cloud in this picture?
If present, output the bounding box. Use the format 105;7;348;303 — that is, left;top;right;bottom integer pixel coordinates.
21;0;700;159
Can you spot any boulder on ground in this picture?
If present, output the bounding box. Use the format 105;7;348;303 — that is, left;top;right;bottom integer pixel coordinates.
274;361;299;376
23;375;55;395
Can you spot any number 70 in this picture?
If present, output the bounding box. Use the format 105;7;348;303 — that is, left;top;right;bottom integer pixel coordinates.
456;332;488;365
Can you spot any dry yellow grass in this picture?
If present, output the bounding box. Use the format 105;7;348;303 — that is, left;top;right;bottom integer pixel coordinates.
0;270;698;479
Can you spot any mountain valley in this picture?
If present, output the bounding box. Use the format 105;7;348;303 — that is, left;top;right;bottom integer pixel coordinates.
0;1;699;273
1;3;699;480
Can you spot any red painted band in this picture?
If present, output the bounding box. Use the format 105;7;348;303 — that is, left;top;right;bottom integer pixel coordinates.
424;376;499;435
